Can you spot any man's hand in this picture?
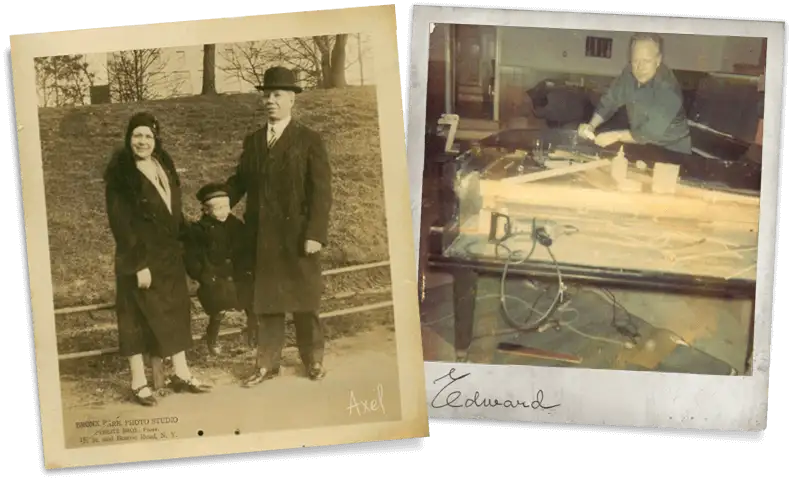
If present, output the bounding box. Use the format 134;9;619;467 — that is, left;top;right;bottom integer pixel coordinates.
594;130;625;148
305;239;323;255
137;268;152;289
577;123;596;141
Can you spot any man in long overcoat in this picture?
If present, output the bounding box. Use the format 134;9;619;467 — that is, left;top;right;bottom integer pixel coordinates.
226;66;333;386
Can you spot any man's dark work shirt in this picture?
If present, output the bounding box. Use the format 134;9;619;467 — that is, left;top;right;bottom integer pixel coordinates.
595;64;692;154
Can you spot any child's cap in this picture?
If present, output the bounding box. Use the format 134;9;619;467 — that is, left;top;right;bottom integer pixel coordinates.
196;182;230;204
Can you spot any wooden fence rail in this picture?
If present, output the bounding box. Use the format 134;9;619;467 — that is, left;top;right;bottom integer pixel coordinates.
58;299;394;361
55;259;394;387
54;260;391;315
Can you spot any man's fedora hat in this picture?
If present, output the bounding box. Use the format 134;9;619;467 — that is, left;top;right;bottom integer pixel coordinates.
255;66;303;94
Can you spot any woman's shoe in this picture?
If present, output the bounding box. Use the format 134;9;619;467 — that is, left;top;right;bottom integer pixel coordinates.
132;384;157;406
168;375;212;393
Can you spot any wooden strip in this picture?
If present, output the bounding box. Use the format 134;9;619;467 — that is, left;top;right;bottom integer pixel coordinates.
479;180;760;226
481;153;519;176
626;170;760;206
497;342;583;364
502;159;611;184
547;149;604;162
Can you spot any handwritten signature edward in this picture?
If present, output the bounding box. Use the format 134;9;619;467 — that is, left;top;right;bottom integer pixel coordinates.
431;368;560;410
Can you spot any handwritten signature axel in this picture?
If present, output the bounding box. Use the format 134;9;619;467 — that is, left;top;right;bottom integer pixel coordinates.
348;384;386;416
431;368;560;410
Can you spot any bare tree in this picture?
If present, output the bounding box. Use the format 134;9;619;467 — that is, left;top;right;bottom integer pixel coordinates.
219;41;278;89
106;49;181;103
352;33;373;86
34;55;96;107
269;37;323;89
202;44;217;95
220;35;353;91
270;34;349;89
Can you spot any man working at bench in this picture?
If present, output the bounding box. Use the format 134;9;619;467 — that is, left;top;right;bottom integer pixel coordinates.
577;33;692;155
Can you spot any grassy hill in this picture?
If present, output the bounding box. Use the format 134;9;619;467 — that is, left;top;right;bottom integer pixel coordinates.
38;86;391;308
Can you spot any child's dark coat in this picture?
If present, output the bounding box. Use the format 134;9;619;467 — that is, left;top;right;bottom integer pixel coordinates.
184;213;252;315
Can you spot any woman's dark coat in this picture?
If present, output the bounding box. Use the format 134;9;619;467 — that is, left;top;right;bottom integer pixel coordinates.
104;148;193;358
184;213;252;315
226;120;332;315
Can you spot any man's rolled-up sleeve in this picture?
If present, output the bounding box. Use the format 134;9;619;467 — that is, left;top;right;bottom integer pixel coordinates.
594;69;629;122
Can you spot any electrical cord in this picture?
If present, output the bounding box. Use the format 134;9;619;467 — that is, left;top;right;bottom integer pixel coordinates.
419;293;635;363
554;304;632;347
592;286;641;343
494;217;567;332
423;213;645;360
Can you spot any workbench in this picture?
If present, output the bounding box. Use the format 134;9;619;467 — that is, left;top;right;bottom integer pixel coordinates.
422;128;760;370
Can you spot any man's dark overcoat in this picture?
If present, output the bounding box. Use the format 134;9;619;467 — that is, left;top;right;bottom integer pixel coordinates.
104;148;193;358
226;120;332;315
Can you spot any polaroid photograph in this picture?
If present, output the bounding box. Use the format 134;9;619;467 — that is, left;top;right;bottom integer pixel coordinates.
10;4;428;469
408;5;782;430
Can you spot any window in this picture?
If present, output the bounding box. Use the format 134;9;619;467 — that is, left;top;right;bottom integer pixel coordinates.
175;50;186;68
585;36;613;59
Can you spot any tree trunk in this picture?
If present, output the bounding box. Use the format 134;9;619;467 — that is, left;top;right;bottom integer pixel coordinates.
357;33;364;86
312;36;333;89
320;55;333;89
202;44;217;95
329;34;348;88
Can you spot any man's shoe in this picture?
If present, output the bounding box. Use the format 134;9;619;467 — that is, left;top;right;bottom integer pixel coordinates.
307;363;325;381
242;367;279;387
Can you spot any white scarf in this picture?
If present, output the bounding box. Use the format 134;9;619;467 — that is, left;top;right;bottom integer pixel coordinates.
136;157;172;213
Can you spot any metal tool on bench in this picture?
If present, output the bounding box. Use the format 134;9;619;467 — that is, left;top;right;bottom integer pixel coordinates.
488;211;513;243
487;211;578;246
532;139;555;166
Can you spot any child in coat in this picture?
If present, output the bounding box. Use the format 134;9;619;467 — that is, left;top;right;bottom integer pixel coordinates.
185;182;254;355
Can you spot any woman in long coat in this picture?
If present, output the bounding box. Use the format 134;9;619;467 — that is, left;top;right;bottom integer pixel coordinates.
104;111;211;406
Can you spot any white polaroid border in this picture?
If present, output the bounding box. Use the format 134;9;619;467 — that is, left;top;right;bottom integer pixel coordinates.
12;5;429;469
407;4;784;430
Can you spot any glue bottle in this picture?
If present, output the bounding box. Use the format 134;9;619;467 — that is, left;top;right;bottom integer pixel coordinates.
611;146;628;181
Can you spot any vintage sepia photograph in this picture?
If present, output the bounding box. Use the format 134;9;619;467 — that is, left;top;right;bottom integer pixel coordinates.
11;5;428;469
408;6;782;429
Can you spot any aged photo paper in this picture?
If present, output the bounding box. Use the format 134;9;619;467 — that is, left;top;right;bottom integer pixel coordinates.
11;4;428;469
409;5;782;430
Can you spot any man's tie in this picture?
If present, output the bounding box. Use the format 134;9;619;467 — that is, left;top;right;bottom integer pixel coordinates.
268;125;277;148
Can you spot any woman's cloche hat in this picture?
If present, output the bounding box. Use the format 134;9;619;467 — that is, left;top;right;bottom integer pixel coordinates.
255;66;303;94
